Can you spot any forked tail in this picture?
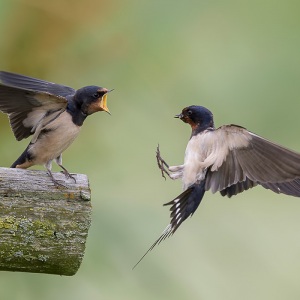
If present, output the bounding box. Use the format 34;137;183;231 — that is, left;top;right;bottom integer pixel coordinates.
133;180;206;269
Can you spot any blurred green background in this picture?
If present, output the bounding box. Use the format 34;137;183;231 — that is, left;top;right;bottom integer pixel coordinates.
1;0;300;299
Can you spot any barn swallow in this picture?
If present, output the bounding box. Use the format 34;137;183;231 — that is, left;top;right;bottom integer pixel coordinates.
134;105;300;268
0;71;112;186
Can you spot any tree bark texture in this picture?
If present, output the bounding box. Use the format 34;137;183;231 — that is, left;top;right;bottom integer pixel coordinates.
0;167;92;276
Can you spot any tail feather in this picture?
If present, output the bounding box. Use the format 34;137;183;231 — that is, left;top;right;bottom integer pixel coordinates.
133;181;206;269
11;146;30;168
164;180;206;233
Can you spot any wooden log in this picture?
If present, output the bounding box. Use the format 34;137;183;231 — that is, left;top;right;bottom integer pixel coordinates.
0;167;92;276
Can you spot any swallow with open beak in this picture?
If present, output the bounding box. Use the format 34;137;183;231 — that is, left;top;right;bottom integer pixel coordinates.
0;71;112;185
134;105;300;267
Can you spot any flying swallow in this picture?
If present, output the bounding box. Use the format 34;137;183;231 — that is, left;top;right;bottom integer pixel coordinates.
134;105;300;268
0;71;112;186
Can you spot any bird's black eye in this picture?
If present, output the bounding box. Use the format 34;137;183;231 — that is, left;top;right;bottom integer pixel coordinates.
93;92;99;99
187;110;193;116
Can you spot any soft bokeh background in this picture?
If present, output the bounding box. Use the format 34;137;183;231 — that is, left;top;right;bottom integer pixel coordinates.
1;0;300;299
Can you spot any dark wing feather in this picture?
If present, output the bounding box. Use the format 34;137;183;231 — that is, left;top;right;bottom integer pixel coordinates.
0;71;75;97
133;182;205;269
260;179;300;196
205;125;300;197
220;177;257;198
0;84;67;140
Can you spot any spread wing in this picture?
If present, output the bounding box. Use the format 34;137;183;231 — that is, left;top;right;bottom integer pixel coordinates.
0;83;68;141
204;125;300;197
0;71;75;98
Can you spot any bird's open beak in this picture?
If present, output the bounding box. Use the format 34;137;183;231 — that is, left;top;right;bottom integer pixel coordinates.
99;94;110;114
99;89;113;115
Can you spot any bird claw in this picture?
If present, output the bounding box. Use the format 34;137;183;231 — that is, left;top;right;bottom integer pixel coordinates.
53;179;68;188
47;171;68;188
156;145;171;180
58;164;77;183
61;170;77;183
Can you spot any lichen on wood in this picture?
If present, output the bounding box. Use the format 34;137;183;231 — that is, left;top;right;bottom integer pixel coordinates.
0;167;92;276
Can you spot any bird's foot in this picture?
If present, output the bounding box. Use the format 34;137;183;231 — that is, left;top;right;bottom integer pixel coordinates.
47;171;68;188
58;165;76;183
60;170;77;183
156;145;171;180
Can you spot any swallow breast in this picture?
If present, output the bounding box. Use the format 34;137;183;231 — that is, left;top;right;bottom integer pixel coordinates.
28;111;81;165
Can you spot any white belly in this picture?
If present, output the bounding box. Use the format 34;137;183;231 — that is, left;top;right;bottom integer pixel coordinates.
182;134;208;190
28;112;81;165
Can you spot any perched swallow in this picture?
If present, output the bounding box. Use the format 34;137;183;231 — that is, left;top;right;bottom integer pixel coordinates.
134;105;300;267
0;71;112;185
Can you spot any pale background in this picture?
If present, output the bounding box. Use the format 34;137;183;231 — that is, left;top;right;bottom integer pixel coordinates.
1;1;300;299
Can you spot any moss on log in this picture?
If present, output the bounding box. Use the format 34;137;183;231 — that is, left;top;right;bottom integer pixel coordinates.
0;167;92;276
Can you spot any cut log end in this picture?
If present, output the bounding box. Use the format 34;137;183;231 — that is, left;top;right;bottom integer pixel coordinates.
0;167;92;276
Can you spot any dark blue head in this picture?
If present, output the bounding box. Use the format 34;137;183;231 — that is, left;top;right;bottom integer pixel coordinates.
175;105;214;133
73;85;111;115
67;85;112;126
